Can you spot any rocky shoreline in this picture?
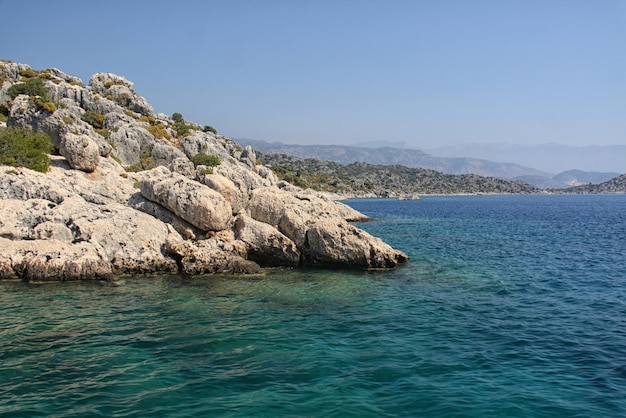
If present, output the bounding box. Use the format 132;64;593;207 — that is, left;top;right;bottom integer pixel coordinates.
0;60;408;281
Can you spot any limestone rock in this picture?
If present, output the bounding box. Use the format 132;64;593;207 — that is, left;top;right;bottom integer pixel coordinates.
256;164;279;185
107;126;152;166
215;163;274;196
247;186;407;269
7;95;50;134
139;167;232;232
239;145;256;168
0;166;72;203
198;172;245;214
0;235;111;281
247;187;312;248
180;132;232;162
171;231;260;275
60;133;100;172
89;73;153;116
152;143;188;168
235;214;300;267
304;219;408;270
168;157;195;177
129;193;205;240
0;166;179;279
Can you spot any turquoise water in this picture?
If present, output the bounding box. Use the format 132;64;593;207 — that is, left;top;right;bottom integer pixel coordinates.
1;195;626;417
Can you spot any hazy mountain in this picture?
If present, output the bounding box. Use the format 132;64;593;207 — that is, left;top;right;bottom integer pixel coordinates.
237;138;550;180
427;143;626;174
514;170;621;189
553;174;626;194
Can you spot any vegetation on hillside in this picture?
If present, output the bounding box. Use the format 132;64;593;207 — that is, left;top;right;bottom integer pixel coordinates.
0;127;54;173
6;69;58;114
551;174;626;194
191;152;221;168
259;153;541;196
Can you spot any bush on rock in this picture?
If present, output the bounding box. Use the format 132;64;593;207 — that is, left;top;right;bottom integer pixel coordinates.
0;127;54;173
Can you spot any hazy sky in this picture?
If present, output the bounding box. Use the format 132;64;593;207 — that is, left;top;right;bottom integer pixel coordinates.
2;0;624;148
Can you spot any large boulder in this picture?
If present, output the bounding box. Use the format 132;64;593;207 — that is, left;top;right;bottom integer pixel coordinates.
198;172;246;215
139;167;232;232
304;219;408;269
180;132;232;162
246;186;408;269
59;133;100;172
247;187;312;248
107;126;152;166
235;214;300;267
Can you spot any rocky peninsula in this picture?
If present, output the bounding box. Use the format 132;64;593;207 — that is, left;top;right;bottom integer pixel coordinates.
0;60;408;281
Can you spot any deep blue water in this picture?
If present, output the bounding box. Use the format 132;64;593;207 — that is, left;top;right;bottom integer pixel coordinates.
1;194;626;417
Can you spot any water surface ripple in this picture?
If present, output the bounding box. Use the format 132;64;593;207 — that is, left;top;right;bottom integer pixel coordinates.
1;195;625;417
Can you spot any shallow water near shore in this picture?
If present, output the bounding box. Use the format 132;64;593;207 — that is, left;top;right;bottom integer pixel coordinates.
2;194;626;417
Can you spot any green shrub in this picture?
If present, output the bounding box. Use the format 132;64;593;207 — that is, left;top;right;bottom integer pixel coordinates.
172;112;184;123
0;127;54;173
191;153;221;168
172;121;194;137
146;123;172;139
7;77;49;100
19;68;39;78
39;100;57;113
203;125;217;134
169;113;196;137
139;148;155;170
125;164;143;173
38;70;53;80
0;105;8;123
82;111;105;129
95;128;110;139
138;115;157;125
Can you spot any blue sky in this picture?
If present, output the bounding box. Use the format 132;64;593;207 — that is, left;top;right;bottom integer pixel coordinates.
1;0;624;148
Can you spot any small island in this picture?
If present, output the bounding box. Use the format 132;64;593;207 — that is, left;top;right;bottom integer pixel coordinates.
0;60;408;281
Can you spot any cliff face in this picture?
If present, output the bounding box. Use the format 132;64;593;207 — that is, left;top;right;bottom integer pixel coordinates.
0;60;407;280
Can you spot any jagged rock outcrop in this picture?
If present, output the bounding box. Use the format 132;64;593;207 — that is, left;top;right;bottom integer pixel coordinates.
235;214;300;267
139;166;233;232
89;73;153;116
304;219;408;269
0;60;408;280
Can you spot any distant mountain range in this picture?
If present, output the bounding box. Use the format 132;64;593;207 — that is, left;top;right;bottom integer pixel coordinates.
238;138;622;189
427;143;626;174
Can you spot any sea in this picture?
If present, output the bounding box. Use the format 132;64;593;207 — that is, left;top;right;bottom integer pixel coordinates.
1;194;625;417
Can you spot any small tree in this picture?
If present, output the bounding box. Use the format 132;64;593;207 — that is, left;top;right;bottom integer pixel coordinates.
172;112;184;123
